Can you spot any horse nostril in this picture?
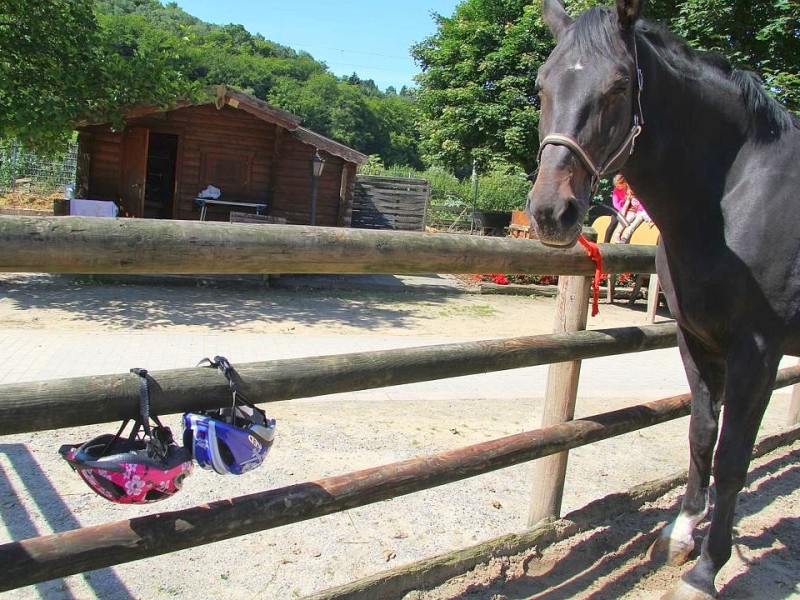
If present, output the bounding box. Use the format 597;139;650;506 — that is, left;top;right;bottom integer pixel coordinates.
531;205;549;225
558;199;580;229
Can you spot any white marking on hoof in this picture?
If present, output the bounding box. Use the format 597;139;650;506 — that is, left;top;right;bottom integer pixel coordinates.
647;528;695;566
650;493;710;566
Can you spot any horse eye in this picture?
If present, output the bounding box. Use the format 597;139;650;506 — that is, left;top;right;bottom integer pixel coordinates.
612;77;631;94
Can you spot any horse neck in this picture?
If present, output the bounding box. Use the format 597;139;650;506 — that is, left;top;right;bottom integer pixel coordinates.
621;36;747;256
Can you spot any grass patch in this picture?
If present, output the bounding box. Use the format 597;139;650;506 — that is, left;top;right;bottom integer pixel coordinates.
437;304;497;318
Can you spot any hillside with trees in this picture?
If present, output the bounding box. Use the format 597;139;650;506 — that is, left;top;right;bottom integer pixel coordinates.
0;0;423;167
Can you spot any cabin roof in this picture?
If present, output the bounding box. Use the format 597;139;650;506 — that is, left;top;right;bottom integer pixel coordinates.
83;85;369;165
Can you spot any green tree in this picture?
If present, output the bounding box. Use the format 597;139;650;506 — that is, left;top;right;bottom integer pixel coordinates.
95;12;202;112
413;0;799;174
667;0;800;110
268;73;422;165
0;0;103;151
366;94;423;168
2;0;424;164
412;0;553;173
0;0;199;152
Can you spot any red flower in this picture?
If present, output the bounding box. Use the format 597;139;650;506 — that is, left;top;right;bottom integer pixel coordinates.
539;275;557;286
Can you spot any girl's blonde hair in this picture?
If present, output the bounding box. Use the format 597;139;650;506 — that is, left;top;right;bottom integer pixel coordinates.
613;174;626;186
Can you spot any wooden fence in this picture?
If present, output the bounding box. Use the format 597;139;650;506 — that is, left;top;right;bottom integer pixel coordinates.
0;215;798;595
352;175;429;231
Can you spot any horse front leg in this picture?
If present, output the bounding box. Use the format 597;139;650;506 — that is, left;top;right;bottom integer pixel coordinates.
663;338;779;600
648;329;723;566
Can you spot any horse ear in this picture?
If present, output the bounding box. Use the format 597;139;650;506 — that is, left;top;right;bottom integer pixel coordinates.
542;0;573;41
616;0;643;30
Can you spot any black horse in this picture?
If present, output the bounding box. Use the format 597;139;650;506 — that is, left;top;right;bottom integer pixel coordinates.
527;0;800;598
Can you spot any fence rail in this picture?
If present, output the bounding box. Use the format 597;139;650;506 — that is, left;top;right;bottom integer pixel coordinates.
0;323;677;435
2;366;799;591
0;216;796;596
0;216;655;275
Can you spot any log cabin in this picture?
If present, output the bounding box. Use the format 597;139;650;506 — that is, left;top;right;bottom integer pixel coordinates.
72;85;368;225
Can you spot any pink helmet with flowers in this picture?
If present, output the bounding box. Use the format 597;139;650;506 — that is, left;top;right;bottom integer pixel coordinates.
60;368;193;504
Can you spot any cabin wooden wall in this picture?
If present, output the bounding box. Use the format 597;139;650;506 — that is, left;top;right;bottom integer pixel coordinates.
77;105;356;225
270;136;350;227
129;104;276;221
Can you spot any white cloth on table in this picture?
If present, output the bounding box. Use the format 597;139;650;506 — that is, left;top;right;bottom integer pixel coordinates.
198;185;221;199
70;199;118;218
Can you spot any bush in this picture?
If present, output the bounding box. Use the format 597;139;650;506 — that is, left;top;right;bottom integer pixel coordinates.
473;165;529;213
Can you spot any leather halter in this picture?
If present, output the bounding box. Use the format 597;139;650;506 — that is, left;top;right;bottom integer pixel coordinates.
536;40;645;195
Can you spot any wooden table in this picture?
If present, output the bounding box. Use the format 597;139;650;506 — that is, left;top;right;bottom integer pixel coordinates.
195;198;267;221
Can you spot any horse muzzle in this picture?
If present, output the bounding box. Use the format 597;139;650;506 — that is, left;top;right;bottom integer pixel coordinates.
526;177;584;247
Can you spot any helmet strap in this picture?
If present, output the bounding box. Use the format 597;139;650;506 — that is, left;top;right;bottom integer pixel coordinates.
199;355;270;426
96;418;132;457
130;367;171;460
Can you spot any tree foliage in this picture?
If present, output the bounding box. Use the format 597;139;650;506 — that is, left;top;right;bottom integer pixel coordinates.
5;0;795;171
412;0;552;174
667;0;800;110
1;0;102;152
0;0;203;153
413;0;799;174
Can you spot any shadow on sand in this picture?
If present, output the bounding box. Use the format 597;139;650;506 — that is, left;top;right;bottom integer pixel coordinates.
0;273;465;332
445;448;799;599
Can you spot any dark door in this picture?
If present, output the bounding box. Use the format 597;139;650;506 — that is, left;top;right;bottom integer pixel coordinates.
121;127;149;217
144;133;179;219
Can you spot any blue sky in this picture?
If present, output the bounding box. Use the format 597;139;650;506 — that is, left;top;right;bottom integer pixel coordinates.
167;0;462;91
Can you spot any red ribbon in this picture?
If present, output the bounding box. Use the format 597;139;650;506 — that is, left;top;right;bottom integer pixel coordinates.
577;235;604;317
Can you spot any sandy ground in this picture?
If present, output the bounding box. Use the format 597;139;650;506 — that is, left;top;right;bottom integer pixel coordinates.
0;273;797;599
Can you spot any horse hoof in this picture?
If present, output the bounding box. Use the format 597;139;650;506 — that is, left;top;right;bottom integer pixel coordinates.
660;579;716;600
647;534;694;567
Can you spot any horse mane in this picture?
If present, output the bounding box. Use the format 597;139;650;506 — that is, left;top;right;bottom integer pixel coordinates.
570;7;796;137
635;19;797;137
571;8;629;68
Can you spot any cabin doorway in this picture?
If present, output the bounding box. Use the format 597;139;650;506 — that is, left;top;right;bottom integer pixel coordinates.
144;133;179;219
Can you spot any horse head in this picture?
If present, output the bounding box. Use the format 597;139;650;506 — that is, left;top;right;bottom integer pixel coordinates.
527;0;644;247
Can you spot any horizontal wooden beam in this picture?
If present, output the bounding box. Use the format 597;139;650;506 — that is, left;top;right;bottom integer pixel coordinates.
0;323;678;435
0;394;692;590
3;365;799;592
307;424;800;600
0;216;655;275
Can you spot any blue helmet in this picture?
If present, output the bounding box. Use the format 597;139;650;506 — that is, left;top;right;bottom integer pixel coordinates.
182;406;276;475
182;356;276;475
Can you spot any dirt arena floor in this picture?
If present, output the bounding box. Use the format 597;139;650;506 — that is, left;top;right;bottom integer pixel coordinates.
0;273;797;599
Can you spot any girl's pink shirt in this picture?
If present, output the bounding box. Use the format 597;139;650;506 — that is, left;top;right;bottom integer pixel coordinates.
611;187;627;212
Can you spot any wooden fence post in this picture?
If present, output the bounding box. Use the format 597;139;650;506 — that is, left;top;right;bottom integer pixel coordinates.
527;232;594;526
789;359;800;426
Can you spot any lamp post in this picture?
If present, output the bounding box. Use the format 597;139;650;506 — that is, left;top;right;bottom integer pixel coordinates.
470;158;479;233
310;151;325;225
